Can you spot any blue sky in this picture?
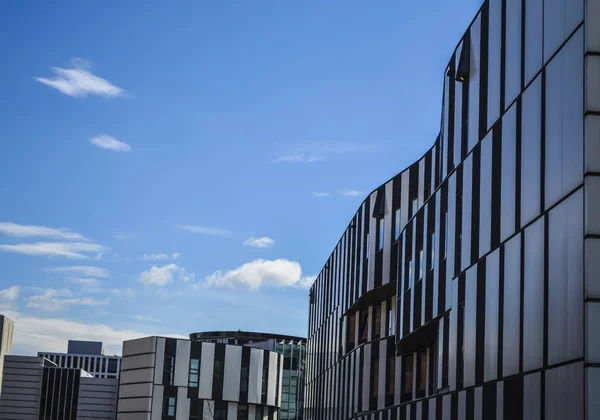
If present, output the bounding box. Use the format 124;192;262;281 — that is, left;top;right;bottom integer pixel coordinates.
0;0;482;355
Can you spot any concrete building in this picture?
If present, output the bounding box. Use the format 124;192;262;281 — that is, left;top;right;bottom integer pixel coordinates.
304;0;600;418
116;336;284;420
0;355;117;419
38;340;122;379
190;331;306;420
0;316;14;396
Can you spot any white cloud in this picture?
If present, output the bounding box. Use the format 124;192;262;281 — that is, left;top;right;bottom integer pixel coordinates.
89;135;131;152
46;266;109;278
0;286;20;302
132;315;164;324
139;253;181;261
342;189;364;197
5;312;185;356
244;237;275;249
111;288;135;298
138;264;194;287
112;234;131;240
0;222;87;241
0;242;108;259
176;225;232;237
273;154;323;163
36;60;125;98
26;288;109;312
312;192;331;197
68;277;100;286
203;259;315;290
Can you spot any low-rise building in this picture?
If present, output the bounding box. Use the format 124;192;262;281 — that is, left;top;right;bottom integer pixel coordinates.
38;340;121;379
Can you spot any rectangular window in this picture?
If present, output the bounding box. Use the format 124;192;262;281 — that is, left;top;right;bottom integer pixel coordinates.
394;208;401;240
387;303;393;336
237;404;248;420
365;233;370;259
347;313;356;350
359;311;369;344
188;358;199;388
163;396;176;417
457;303;465;388
377;218;384;251
240;366;249;392
370;360;379;397
215;401;227;420
373;304;381;340
418;249;424;280
430;232;436;270
108;358;117;373
403;354;414;401
164;356;175;386
443;212;449;259
411;199;419;217
386;355;395;396
417;351;428;395
406;258;414;290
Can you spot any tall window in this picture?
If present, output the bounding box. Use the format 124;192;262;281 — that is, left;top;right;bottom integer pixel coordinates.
394;208;401;240
406;258;413;290
386;355;395;397
373;304;381;340
387;303;393;336
377;218;385;251
261;363;268;399
237;404;248;420
359;311;369;344
417;351;428;397
370;360;379;397
365;233;370;258
215;402;227;420
402;355;414;402
188;359;199;388
457;303;465;388
240;365;249;392
163;396;176;417
430;232;436;270
164;356;174;386
418;249;424;280
347;313;356;350
443;212;449;259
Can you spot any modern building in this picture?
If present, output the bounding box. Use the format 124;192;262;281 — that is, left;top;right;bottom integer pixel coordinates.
0;316;14;396
190;331;306;420
38;340;122;380
0;355;118;419
305;0;600;419
116;336;284;420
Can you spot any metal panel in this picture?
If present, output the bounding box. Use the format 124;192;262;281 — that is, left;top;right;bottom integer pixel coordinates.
523;373;541;420
382;181;394;286
587;0;600;52
587;367;600;419
474;387;483;420
524;0;543;84
543;0;584;63
545;362;584;420
587;56;600;112
586;302;600;363
505;0;522;106
454;49;464;167
479;132;493;257
458;390;466;420
199;343;215;399
227;402;237;420
176;386;189;420
484;249;500;382
586;176;600;234
223;345;242;402
501;104;517;242
523;218;544;371
248;348;262;405
586;238;600;298
446;174;456;310
545;28;584;209
548;190;584;365
448;280;458;390
153;338;165;385
123;337;157;356
267;352;278;406
503;234;521;377
401;171;410;228
468;15;481;152
585;116;600;173
521;75;542;226
462;155;473;271
150;385;163;420
487;0;502;130
174;340;190;387
464;265;477;387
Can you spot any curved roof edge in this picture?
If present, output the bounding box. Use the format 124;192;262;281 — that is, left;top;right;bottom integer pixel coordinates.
189;330;306;342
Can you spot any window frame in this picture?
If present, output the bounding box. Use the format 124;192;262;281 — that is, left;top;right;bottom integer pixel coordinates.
188;358;200;388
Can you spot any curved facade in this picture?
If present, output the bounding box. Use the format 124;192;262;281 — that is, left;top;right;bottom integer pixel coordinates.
190;331;305;346
117;336;283;420
305;0;600;418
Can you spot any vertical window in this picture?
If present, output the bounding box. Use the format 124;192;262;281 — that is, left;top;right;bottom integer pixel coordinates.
402;355;414;402
377;218;385;251
188;359;199;388
394;208;401;240
370;360;379;397
163;396;176;417
386;355;395;396
237;404;248;420
387;303;393;336
215;401;227;420
411;199;419;217
347;313;356;350
417;351;428;397
430;232;436;270
261;362;268;399
373;304;381;340
164;356;175;386
240;366;249;392
457;303;465;388
365;233;370;258
359;311;369;344
418;249;424;280
443;212;449;259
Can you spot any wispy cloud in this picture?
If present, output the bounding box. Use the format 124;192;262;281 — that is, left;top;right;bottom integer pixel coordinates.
139;253;180;261
26;288;109;312
312;192;331;198
273;154;323;163
341;189;365;197
46;266;109;278
202;259;315;290
132;315;164;324
244;237;275;249
138;264;194;287
35;59;125;98
0;242;108;259
0;286;20;302
176;225;232;237
110;288;135;299
112;234;131;241
68;277;99;286
0;222;87;241
89;135;131;152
